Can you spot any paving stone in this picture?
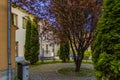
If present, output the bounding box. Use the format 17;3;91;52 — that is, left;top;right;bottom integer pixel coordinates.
29;63;96;80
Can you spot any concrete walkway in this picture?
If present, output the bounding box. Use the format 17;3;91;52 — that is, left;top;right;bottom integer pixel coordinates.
29;63;96;80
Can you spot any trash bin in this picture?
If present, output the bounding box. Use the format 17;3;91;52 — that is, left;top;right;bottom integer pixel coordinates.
17;61;29;80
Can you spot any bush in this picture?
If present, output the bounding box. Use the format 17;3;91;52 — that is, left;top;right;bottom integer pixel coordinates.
84;50;92;59
58;42;70;62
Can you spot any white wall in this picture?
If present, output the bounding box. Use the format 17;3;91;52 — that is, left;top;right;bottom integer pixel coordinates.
0;76;7;80
39;42;60;57
12;7;60;61
11;7;34;61
38;21;60;58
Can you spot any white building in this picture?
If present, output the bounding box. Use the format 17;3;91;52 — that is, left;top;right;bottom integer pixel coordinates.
11;5;59;62
38;21;60;59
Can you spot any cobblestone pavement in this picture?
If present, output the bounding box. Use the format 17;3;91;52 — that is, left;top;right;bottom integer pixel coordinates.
29;63;96;80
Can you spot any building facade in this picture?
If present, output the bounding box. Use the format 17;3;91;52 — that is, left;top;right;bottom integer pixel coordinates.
38;21;60;59
11;5;35;62
11;4;59;61
0;1;59;80
0;1;17;80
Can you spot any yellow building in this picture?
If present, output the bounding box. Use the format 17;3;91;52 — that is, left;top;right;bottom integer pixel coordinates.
0;1;17;80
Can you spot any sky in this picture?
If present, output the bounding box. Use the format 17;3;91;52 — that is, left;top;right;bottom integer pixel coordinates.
11;0;96;32
11;0;55;24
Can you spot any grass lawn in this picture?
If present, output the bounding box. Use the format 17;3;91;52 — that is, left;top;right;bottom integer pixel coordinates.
58;67;95;77
32;59;74;65
30;59;94;77
36;59;62;65
30;59;93;67
82;59;93;64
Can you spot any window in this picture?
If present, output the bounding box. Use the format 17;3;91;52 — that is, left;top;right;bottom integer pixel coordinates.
11;13;18;26
52;44;54;53
22;17;27;29
46;44;48;54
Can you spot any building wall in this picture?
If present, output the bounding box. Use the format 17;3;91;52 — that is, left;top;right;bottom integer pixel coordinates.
0;1;16;79
0;0;8;71
11;25;17;68
38;21;60;58
54;44;60;56
12;7;27;58
40;42;59;57
11;7;34;61
12;6;60;61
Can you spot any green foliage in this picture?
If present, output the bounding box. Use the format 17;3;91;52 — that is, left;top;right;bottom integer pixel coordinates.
84;50;92;57
25;18;32;61
82;60;93;64
84;50;92;62
58;67;94;77
92;0;120;79
58;42;70;62
94;52;120;80
25;18;39;64
29;19;39;64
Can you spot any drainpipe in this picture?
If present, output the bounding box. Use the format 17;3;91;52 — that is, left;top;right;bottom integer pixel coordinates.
7;0;12;80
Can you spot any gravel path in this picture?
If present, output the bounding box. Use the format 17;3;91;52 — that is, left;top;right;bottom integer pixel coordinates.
29;63;96;80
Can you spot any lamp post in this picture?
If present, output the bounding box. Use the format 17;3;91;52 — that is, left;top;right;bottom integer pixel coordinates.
8;0;12;80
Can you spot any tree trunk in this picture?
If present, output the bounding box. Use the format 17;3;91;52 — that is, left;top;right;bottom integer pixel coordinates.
75;53;84;72
75;60;81;72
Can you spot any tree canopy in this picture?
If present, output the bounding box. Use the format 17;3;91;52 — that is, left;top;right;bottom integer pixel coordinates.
13;0;102;71
49;0;102;72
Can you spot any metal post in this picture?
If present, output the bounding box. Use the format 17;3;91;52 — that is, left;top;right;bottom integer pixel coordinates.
7;0;12;80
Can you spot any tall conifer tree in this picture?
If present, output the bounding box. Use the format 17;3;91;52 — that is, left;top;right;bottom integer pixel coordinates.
30;19;39;64
92;0;120;79
59;42;70;62
25;18;39;64
25;18;32;61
